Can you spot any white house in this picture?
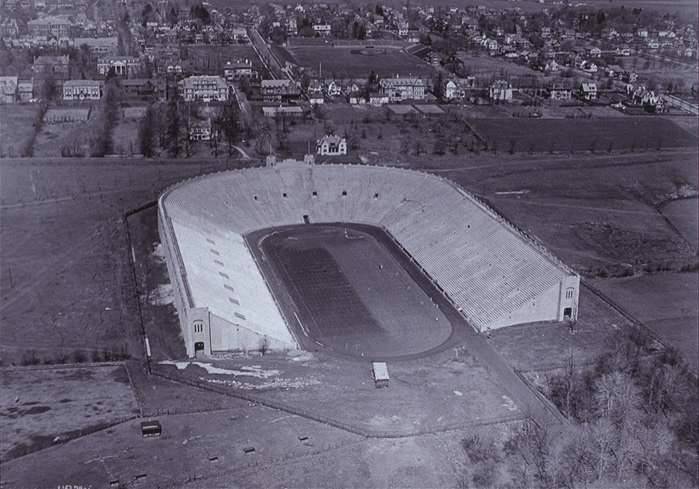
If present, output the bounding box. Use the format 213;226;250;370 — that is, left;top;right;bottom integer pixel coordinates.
579;82;598;101
316;134;347;155
489;80;513;102
63;79;102;100
178;75;229;102
379;76;426;102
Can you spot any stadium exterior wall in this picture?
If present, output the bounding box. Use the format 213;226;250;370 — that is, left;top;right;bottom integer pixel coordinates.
158;193;298;358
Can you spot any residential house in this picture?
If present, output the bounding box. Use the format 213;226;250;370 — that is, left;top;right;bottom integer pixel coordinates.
308;79;324;104
368;91;388;106
379;76;426;102
589;47;602;58
231;27;249;42
63;79;102;100
121;78;165;100
27;16;72;40
189;118;212;141
178;75;229;102
622;71;638;83
18;79;34;101
579;82;597;101
0;18;19;38
0;76;18;104
348;89;365;105
549;83;572;102
444;77;475;100
223;59;255;81
580;60;598;73
316;134;347;155
261;79;300;103
312;24;332;36
489;80;513;102
544;60;562;73
97;56;141;77
325;80;341;97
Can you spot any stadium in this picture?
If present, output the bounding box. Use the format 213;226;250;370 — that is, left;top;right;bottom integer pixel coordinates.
158;159;580;358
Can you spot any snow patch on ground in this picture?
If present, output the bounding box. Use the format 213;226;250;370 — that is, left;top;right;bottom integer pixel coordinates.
159;361;281;378
152;242;166;262
149;283;174;305
203;376;320;390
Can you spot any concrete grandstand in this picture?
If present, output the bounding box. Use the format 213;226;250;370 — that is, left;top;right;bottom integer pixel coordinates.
158;159;580;358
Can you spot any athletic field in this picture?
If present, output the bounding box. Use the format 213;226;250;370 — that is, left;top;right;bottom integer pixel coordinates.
249;223;456;359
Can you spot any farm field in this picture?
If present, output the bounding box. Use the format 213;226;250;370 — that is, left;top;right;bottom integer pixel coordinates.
280;45;435;78
468;117;698;153
0;364;139;460
589;272;699;372
0;104;39;157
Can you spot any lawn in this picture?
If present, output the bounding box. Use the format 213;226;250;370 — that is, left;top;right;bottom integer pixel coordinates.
0;104;40;157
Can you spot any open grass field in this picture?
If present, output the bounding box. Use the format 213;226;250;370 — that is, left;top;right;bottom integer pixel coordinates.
432;151;698;277
280;45;435;78
153;347;525;437
457;53;544;78
0;158;248;365
254;224;453;358
0;104;39;158
489;286;636;372
33;106;98;157
469;117;698;153
111;108;142;156
661;196;698;250
184;45;269;77
1;397;499;489
0;364;139;460
589;272;699;372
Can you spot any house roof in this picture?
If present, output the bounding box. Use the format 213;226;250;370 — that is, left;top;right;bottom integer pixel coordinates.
0;76;18;95
261;79;295;88
380;77;426;88
63;79;100;88
317;134;345;145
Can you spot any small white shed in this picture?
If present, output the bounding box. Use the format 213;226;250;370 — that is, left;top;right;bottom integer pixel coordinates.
371;362;389;388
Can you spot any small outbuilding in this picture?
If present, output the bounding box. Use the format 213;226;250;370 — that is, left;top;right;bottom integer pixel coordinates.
140;420;162;438
371;362;389;388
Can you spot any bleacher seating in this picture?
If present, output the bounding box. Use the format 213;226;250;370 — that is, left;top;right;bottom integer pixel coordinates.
160;160;578;348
